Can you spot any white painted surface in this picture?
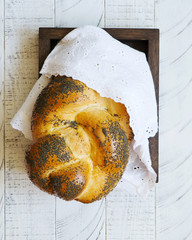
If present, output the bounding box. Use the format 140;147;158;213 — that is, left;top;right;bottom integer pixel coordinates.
1;0;192;239
5;18;56;240
0;0;5;239
155;0;192;239
56;0;104;27
56;199;105;240
105;0;155;28
106;189;156;240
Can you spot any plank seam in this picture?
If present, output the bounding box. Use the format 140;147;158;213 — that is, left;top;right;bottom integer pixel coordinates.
154;0;155;28
104;3;107;239
5;17;53;20
55;197;56;240
104;0;106;28
3;0;6;240
3;0;6;238
54;0;56;27
155;187;157;240
105;197;107;240
154;1;157;238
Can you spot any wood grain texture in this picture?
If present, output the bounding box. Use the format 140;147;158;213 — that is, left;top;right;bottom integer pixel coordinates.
4;7;55;239
5;0;53;19
155;0;192;239
105;0;155;28
148;33;159;180
55;0;104;27
56;199;105;240
107;189;156;240
0;0;5;239
105;1;156;239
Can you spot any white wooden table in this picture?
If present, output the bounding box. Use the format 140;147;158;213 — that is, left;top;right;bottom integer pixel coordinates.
1;0;192;239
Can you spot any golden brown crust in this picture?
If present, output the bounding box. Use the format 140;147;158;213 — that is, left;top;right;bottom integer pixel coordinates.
26;76;133;203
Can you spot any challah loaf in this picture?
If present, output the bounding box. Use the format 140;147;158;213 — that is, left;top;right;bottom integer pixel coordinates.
26;76;133;203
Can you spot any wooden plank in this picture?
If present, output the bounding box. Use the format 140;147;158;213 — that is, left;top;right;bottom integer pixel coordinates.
105;0;155;28
39;27;158;41
55;0;104;27
107;189;156;240
0;0;5;239
39;38;51;74
105;1;156;239
5;0;53;19
4;16;55;239
148;32;159;179
104;28;158;40
55;1;105;239
155;1;192;239
56;199;105;240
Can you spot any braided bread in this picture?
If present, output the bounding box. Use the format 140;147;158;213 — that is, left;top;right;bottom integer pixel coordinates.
26;76;133;203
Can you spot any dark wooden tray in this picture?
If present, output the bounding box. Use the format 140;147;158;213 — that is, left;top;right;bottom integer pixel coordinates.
39;28;159;181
